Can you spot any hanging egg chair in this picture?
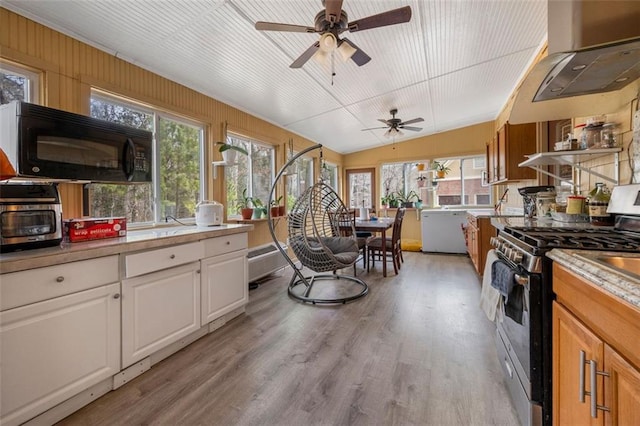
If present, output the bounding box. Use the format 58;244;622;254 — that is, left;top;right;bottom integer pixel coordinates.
267;144;368;304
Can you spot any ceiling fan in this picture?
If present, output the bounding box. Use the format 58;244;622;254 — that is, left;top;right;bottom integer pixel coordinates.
362;108;424;138
255;0;412;69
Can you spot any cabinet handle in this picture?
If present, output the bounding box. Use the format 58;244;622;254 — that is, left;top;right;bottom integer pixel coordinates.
170;254;176;259
196;269;201;274
226;241;230;245
113;293;121;299
56;276;64;283
589;359;610;418
579;350;586;402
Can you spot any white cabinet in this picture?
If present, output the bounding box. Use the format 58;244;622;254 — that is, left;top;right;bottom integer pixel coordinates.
121;261;201;368
201;250;248;324
0;282;120;426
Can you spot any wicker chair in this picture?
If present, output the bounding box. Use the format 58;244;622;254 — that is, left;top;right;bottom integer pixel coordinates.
267;144;368;304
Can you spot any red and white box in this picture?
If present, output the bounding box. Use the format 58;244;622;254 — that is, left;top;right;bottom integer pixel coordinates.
64;217;127;242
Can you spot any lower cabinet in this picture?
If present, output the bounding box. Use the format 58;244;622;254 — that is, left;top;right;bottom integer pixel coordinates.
0;283;121;426
553;264;640;426
201;250;248;324
121;262;201;368
465;214;496;275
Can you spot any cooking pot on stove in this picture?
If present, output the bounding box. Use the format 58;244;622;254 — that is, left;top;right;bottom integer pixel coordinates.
195;200;223;226
518;186;555;218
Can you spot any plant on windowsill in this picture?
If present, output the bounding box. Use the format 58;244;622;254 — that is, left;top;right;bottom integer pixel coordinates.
417;175;427;188
382;193;399;209
251;197;267;219
215;141;248;163
396;190;419;208
270;195;284;217
237;188;253;220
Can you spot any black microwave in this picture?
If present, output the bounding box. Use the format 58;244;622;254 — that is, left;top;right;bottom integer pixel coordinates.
0;101;152;183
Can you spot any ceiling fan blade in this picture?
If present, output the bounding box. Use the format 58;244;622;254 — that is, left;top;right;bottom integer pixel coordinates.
361;126;389;131
399;117;424;126
255;21;316;33
290;41;320;68
348;6;412;33
325;0;344;24
377;118;390;125
341;38;371;66
400;126;423;132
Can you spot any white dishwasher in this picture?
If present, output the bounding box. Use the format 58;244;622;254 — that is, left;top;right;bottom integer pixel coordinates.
420;209;468;253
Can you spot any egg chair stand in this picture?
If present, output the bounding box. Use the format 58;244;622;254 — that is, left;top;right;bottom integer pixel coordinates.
267;144;368;305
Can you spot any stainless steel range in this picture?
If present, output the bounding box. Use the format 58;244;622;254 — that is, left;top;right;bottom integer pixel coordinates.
490;184;640;426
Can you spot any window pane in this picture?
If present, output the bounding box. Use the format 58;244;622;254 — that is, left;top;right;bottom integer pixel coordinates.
224;134;273;217
89;97;154;223
462;156;490;206
1;64;38;104
286;156;313;211
158;116;202;219
433;156;490;207
250;144;274;209
381;162;420;206
322;162;338;192
349;171;372;209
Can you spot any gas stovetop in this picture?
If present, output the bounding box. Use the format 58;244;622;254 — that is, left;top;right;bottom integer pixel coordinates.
502;226;640;252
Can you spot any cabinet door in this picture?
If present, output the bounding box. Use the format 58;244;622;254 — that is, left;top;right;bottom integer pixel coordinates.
1;283;120;426
468;224;479;272
497;126;507;181
201;250;248;325
604;344;640;426
487;139;497;183
553;302;604;426
122;262;201;368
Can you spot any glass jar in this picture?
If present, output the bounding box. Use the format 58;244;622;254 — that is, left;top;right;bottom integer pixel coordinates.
600;123;619;148
584;124;604;149
536;192;555;220
588;183;614;225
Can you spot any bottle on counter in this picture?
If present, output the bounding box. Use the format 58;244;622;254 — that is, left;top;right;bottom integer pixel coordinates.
588;183;614;225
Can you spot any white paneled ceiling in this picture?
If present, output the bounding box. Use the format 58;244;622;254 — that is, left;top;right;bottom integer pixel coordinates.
3;0;547;154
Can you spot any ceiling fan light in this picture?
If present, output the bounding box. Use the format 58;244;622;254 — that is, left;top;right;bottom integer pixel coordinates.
312;49;330;66
318;33;337;52
337;40;356;62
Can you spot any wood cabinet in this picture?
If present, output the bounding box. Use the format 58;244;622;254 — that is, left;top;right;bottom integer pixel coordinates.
0;259;120;426
553;264;640;426
486;122;537;184
465;214;497;275
121;261;201;368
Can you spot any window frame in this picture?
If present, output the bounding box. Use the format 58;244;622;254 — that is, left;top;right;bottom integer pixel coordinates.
432;154;492;207
346;167;375;210
1;61;40;104
225;132;275;218
86;91;206;226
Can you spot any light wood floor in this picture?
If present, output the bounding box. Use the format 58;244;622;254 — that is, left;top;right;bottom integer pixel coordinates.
58;253;519;425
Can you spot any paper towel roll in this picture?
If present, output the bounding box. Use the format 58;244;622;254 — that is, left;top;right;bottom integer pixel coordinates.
359;207;369;220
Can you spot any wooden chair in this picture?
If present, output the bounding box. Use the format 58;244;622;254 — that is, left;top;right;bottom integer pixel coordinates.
366;208;406;275
333;209;368;275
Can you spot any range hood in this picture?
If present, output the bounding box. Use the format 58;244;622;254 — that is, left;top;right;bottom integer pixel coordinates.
509;0;640;124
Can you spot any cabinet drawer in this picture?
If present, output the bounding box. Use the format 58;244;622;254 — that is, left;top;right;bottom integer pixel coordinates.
1;256;119;311
202;233;247;258
125;241;204;278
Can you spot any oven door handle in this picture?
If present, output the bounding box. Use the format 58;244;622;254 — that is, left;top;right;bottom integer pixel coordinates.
514;273;529;286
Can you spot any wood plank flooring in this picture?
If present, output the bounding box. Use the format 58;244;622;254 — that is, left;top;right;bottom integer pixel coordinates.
58;253;519;425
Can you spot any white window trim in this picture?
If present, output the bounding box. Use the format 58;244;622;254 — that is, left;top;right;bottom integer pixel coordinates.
1;61;40;103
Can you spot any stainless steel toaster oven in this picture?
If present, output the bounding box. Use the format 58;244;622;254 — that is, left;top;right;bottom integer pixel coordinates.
0;183;63;252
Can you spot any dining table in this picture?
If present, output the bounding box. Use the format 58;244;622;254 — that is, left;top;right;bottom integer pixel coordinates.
354;217;394;277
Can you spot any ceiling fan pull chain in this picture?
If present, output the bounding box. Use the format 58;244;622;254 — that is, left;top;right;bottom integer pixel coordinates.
331;51;336;85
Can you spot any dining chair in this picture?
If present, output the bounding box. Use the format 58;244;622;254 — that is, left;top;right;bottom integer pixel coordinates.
336;209;368;275
367;208;405;275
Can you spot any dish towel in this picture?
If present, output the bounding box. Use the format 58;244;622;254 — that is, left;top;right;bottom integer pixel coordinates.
479;249;501;322
491;259;525;325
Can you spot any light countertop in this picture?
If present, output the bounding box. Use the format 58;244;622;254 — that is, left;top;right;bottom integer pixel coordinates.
547;249;640;309
490;216;613;231
0;224;253;274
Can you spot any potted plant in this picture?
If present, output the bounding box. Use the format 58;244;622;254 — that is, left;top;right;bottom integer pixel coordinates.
270;195;283;217
433;161;451;179
416;162;426;172
387;193;400;208
237;188;253;220
397;190;419;208
215;141;248;163
251;197;266;219
417;175;427;187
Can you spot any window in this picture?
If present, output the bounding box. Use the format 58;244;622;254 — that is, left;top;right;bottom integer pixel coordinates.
380;162;419;205
86;93;204;224
347;168;375;209
322;161;338;192
225;133;275;217
1;62;39;104
432;155;490;207
286;155;313;211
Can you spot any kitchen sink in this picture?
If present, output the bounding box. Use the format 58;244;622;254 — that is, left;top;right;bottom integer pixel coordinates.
596;256;640;279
